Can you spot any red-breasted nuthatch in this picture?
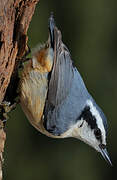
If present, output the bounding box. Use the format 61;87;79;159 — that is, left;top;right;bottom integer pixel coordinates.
19;15;112;165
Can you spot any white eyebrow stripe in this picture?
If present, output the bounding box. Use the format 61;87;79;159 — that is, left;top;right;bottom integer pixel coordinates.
86;99;106;144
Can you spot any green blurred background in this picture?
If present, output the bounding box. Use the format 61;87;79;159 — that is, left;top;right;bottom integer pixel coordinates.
4;0;117;179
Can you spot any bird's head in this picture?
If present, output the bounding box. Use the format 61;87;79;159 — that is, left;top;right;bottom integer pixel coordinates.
72;99;112;165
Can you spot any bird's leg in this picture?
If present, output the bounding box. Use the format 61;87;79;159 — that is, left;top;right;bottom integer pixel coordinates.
0;100;18;128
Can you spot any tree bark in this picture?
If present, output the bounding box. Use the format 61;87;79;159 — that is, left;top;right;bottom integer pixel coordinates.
0;0;39;179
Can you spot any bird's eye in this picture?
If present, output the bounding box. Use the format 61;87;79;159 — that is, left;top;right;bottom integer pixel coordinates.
94;128;101;139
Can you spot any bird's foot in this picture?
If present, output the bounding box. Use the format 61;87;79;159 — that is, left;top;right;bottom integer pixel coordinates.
0;101;17;128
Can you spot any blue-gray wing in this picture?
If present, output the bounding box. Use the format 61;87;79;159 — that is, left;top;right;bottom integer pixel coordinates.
43;28;74;135
47;35;74;106
43;27;90;135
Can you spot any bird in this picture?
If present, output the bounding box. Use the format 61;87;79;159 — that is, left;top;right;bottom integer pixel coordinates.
19;14;112;165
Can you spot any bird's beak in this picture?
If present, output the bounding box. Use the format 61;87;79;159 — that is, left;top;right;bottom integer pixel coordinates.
49;13;55;49
99;145;112;166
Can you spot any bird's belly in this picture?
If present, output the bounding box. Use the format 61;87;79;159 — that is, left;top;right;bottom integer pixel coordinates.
19;63;49;134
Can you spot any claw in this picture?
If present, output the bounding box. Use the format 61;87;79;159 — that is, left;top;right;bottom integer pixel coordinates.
0;101;17;128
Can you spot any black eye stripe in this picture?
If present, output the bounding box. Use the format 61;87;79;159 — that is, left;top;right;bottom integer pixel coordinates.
78;106;97;129
78;106;102;142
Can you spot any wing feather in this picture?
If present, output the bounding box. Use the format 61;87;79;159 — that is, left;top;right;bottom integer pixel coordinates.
44;28;75;135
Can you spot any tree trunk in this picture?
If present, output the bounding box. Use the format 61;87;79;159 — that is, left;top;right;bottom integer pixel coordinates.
0;0;39;179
